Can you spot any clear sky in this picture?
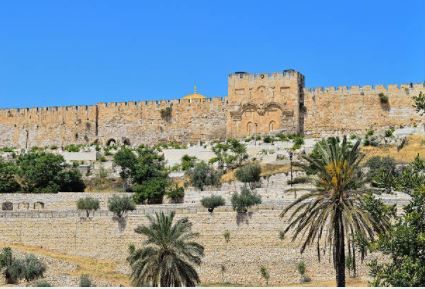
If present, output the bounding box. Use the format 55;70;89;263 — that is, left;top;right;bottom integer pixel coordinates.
0;0;424;109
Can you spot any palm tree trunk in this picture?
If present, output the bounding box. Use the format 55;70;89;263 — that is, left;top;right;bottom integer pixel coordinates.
334;207;346;287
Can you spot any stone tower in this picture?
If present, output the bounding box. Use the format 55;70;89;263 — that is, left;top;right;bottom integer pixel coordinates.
226;69;305;138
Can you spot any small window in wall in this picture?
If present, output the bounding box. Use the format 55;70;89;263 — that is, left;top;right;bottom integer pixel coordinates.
122;137;131;146
18;202;29;210
33;202;45;210
247;122;254;136
2;202;13;211
269;121;276;132
106;138;116;146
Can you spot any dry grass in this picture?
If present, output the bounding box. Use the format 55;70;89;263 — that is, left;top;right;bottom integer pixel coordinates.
0;242;130;286
361;134;425;163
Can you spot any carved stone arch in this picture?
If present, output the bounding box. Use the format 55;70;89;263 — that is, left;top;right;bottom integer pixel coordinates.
264;102;285;112
241;102;258;113
247;122;254;136
33;202;45;210
269;121;276;132
106;138;116;146
2;202;13;211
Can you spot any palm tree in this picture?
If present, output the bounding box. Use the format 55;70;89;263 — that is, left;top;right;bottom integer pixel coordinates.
127;211;205;287
280;137;391;287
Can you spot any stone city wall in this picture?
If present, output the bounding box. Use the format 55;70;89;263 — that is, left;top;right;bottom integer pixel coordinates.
0;205;381;286
304;83;425;137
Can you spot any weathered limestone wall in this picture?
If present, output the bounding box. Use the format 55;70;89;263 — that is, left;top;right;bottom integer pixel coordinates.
97;98;226;146
304;83;425;137
0;105;98;149
0;206;379;286
226;70;304;138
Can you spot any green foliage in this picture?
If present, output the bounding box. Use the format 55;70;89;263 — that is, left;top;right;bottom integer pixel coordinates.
33;280;52;287
384;127;395;137
0;248;46;284
181;154;197;171
297;261;306;276
393;154;425;193
231;187;261;213
263;135;274;143
16;152;85;193
128;211;204;286
235;162;261;187
282;136;392;287
287;176;309;185
365;156;397;190
223;230;230;243
201;195;225;212
76;197;100;217
64;144;82;152
378;92;389;104
107;195;136;218
133;177;168;204
79;274;95;287
113;148;136;181
210;139;247;170
187;161;222;191
368;186;425;287
160;106;172;121
0;146;15;153
165;185;185;203
278;231;285;240
413;91;425;115
260;266;270;285
0;160;20;193
291;135;304;150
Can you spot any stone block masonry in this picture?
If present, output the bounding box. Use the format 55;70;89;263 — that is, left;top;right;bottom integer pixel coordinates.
0;70;423;148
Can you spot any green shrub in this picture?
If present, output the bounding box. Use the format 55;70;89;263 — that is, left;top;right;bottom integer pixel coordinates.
231;187;261;213
79;274;95;287
235;163;261;187
21;254;46;282
181;155;197;171
64;144;81;152
385;127;395;137
201;195;225;212
0;160;20;193
297;260;306;276
76;197;100;217
165;185;185;203
378;92;389;104
133;178;166;204
33;280;52;287
187;161;222;191
260;266;270;285
263;135;273;143
160;106;172;122
0;248;45;284
287;176;309;185
223;230;230;243
108;195;136;218
292;136;304;150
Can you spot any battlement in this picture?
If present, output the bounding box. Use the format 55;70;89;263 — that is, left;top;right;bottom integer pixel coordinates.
229;69;304;80
304;82;425;95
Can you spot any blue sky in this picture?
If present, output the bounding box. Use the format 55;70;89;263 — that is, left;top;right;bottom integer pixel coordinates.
0;0;424;109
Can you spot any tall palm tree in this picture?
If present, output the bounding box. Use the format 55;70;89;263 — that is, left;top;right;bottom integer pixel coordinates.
127;211;205;287
280;137;391;287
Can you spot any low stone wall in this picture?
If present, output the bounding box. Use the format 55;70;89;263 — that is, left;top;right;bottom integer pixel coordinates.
0;204;384;286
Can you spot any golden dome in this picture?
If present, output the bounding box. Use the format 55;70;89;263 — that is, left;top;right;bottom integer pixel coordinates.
182;84;206;100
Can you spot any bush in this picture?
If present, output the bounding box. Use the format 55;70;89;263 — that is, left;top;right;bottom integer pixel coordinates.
292;136;304;150
201;195;225;212
64;144;81;152
76;197;100;217
79;274;95;287
165;185;185;203
235;163;261;188
263;136;274;144
231;187;261;213
223;230;230;243
108;195;136;218
297;261;306;276
260;266;270;285
379;92;389;104
133;177;167;204
187;161;222;191
33;280;52;287
0;248;45;284
366;156;397;181
385;127;395;137
181;155;197;171
16;152;85;193
0;160;20;193
287;176;309;185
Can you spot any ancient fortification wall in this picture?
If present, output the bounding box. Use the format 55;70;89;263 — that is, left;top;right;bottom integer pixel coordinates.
0;206;379;286
0;70;423;149
304;83;425;137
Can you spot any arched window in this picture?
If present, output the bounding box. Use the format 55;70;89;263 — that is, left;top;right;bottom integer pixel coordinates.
33;202;45;210
2;202;13;211
269;121;276;132
106;138;116;147
247;122;254;136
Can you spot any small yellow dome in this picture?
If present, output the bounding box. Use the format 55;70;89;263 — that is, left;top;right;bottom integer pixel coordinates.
182;83;206;100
